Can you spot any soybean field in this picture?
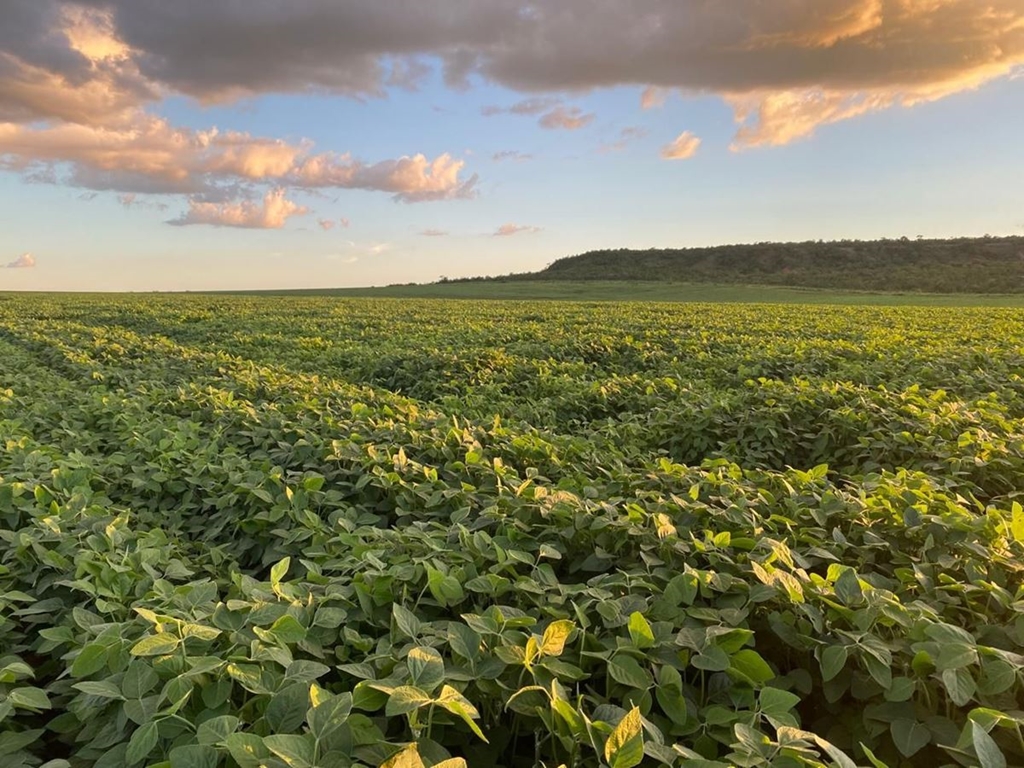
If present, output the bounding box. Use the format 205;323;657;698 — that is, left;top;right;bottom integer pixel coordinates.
2;293;1024;768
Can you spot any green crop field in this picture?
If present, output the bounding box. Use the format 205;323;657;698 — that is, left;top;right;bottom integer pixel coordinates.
2;293;1024;768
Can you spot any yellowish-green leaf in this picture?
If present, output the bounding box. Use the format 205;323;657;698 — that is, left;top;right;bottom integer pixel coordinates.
604;707;644;768
540;619;574;657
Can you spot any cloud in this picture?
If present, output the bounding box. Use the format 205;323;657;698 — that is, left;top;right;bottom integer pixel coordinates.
118;192;168;211
0;0;1021;184
494;223;542;237
482;97;559;117
601;126;649;153
420;228;449;237
56;0;1024;146
318;217;351;230
538;106;595;131
0;114;477;205
492;150;533;162
661;131;702;160
641;86;667;110
3;253;35;269
169;188;307;229
483;98;594;131
289;152;478;202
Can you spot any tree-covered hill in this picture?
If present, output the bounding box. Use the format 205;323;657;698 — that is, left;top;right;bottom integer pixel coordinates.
467;236;1024;294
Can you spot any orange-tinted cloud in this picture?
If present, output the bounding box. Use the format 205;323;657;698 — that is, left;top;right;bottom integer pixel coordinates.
494;223;541;237
4;253;36;268
0;114;477;208
661;131;701;160
641;87;666;110
170;188;307;229
420;228;449;236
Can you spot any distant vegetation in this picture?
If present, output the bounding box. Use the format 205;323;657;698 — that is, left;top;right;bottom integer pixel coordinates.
449;236;1024;294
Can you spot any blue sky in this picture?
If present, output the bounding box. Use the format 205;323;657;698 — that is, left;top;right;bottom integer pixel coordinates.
1;1;1022;291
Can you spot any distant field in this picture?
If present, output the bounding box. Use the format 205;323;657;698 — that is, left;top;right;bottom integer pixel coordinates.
224;279;1024;306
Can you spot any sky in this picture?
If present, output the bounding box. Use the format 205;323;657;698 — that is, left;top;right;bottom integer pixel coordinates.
1;1;1023;292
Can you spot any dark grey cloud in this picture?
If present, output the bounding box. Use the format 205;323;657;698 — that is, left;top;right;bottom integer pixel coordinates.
0;1;1021;153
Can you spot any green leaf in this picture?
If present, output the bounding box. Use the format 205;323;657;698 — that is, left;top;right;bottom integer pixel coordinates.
130;634;180;657
197;715;239;745
303;474;326;492
169;745;219;768
284;660;331;684
890;718;931;758
552;697;586;735
307;690;353;741
226;663;270;694
265;682;308;733
71;643;108;677
604;707;644;768
863;653;893;690
126;722;159;765
608;656;652;689
627;613;655;649
224;733;271;768
540;619;575;657
759;688;801;716
447;624;481;661
0;729;43;756
385;685;433;716
663;573;699;607
978;659;1016;696
263;734;316;768
820;645;848;682
407;646;445;693
73;680;125;699
925;623;975;646
392;604;422;639
730;649;774;684
254;614;306;645
972;721;1008;768
942;667;977;706
656;685;688;725
834;568;863;605
122;661;160;699
936;642;978;672
692;646;730;672
427;567;465;607
884;677;915;703
7;687;50;710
